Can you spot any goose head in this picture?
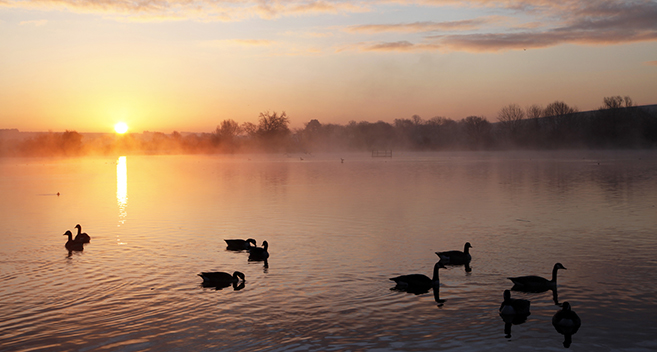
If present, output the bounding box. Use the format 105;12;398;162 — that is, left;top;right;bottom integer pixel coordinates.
503;289;511;301
233;271;245;282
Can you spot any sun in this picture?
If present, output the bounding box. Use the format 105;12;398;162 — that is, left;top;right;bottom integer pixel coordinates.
114;122;129;134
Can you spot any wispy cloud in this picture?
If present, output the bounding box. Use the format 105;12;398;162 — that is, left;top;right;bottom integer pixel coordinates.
645;61;657;66
345;1;657;52
198;39;276;48
4;0;657;52
4;0;369;21
19;19;48;26
346;17;500;34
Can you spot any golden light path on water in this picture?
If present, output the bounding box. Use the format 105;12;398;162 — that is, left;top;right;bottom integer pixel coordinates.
116;156;127;244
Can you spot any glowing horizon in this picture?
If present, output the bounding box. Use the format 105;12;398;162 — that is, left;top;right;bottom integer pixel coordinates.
1;0;656;133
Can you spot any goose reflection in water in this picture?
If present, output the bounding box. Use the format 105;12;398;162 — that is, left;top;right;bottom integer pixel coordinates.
498;290;531;338
509;263;566;305
553;302;581;348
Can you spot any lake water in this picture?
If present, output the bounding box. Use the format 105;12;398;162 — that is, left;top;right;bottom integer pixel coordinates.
1;151;657;351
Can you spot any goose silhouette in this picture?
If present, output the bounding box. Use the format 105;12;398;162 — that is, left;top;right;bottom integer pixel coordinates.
552;301;581;348
509;263;566;292
499;290;531;338
390;261;446;294
198;271;245;290
74;224;91;243
224;238;256;251
436;242;472;265
248;240;269;261
63;230;84;252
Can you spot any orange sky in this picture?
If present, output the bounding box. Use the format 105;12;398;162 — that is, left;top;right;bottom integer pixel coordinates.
1;0;656;133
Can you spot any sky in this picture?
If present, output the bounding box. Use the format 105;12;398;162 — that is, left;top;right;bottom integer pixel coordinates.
1;0;656;133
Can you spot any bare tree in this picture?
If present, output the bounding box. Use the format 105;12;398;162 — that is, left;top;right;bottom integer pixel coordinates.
525;104;544;120
462;116;491;149
544;101;577;117
241;122;257;137
602;96;634;109
257;111;290;138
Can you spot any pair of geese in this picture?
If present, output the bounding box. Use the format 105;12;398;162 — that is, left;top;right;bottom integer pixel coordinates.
63;224;91;251
198;238;269;288
391;242;580;347
390;242;565;292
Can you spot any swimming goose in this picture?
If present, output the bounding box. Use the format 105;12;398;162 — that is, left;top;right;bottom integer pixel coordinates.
74;224;91;243
198;271;245;290
499;290;531;338
499;289;531;316
435;242;472;265
508;263;566;292
248;240;269;261
63;230;84;251
552;302;581;348
390;261;446;293
224;238;256;250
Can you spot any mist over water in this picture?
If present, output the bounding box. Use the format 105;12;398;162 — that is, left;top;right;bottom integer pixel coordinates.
1;151;656;351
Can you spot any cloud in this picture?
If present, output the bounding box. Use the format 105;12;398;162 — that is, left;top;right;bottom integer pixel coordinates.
343;0;657;52
645;61;657;66
432;1;657;52
19;19;48;26
198;39;276;48
346;17;500;34
353;40;441;52
3;0;369;21
4;0;657;52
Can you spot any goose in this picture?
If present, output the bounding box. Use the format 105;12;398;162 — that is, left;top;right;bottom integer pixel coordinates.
224;238;256;250
248;240;269;261
499;289;531;316
552;302;581;348
390;261;446;293
74;224;91;243
508;263;566;292
63;230;84;251
198;271;245;290
435;242;472;265
499;289;531;338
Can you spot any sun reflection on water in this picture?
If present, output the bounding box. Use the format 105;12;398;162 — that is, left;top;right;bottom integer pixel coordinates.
116;156;127;244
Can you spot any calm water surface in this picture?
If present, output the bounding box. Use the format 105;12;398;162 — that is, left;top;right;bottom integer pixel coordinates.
1;151;657;351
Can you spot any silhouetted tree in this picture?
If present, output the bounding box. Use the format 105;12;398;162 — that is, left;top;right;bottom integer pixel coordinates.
497;104;525;145
462;116;491;149
544;101;578;117
257;111;290;138
256;111;290;151
601;96;634;109
214;119;242;152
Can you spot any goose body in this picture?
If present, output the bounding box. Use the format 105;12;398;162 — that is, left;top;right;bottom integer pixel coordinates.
552;302;581;348
63;230;84;251
198;271;245;284
436;242;472;265
390;261;446;293
248;240;269;261
224;238;256;250
509;263;566;292
74;224;91;243
499;290;531;316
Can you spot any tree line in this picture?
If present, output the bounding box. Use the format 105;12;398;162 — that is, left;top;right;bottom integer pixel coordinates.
2;96;656;157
